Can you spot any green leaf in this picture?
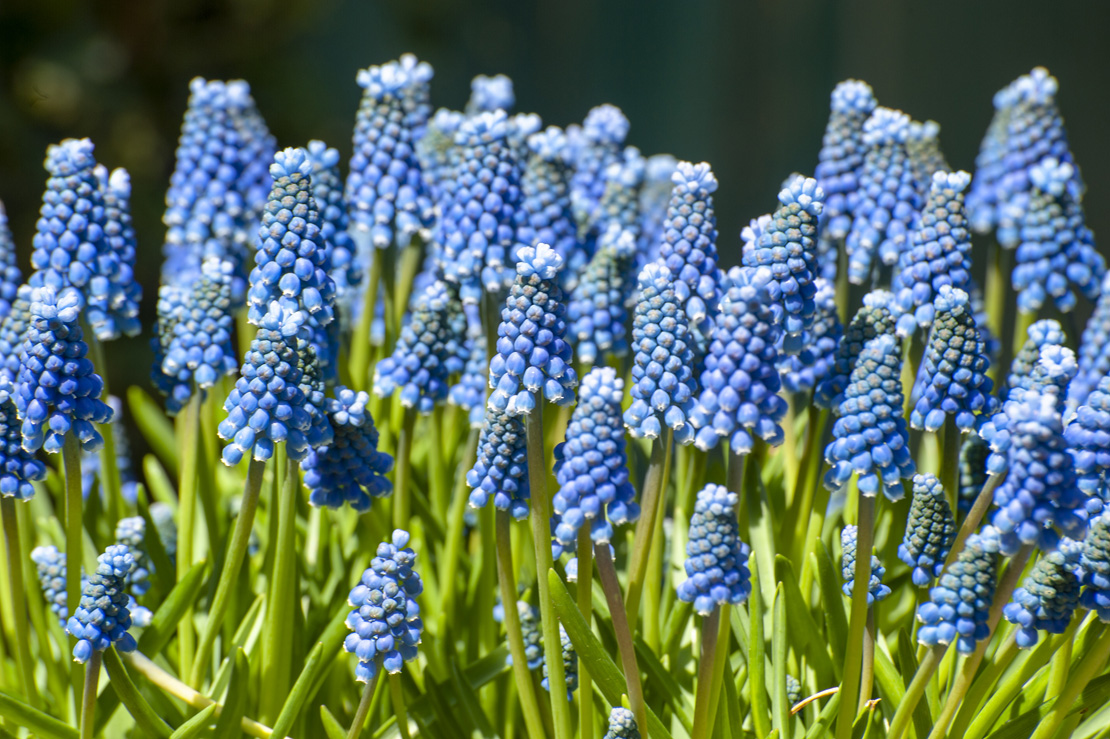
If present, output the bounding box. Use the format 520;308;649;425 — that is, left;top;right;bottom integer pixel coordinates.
871;636;906;717
138;560;209;657
772;584;791;739
272;605;351;739
547;569;675;739
633;635;694;732
804;690;840;739
813;544;849;675
129;386;179;479
0;692;79;739
775;555;835;684
142;454;179;512
102;647;174;738
896;628;933;737
209;595;266;699
169;705;218;739
447;656;496;739
213;649;249;737
320;704;349;739
986;673;1110;739
749;557;771;739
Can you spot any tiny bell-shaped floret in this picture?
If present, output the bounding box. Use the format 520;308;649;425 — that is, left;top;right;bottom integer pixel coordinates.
841;525;891;604
916;534;997;653
677;484;752;615
898;474;956;586
66;544;138;663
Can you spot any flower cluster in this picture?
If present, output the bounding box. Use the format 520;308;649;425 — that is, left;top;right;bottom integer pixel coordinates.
742;176;823;352
66;544;138;663
906;120;950;197
541;626;578;700
623;263;698;443
658;161;720;325
591;148;646;268
488;244;577;415
893;171;974;335
0;387;46;500
1081;512;1110;622
467;74;515;115
958;433;990;515
841;525;891;604
570;104;630;233
824;334;915;499
691;266;786;453
494;599;544;669
519;127;578;268
566;230;637;366
814;79;877;250
343;530;424;682
1072;272;1110;409
15;286;113;453
0;201;20;323
375;280;459;413
1067;375;1110;502
677;484;752;615
917;534;997;653
0;285;31;387
814;290;897;409
95;166;143;339
909;286;998;433
31;545;71;624
1003;546;1082;647
777;277;842;394
305;141;360;317
552;368;638;556
346;59;435;250
448;331;489;427
301;387;393;512
114;516;153;598
1005;318;1066;402
898;474;955;586
468;405;530;519
603;708;641;739
637;154;678;267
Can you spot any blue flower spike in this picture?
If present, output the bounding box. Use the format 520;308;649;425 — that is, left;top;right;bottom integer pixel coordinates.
777;277;842;394
488;243;578;417
541;625;578;701
814;290;897;409
623;262;699;445
343;529;424;682
815;80;877;245
906;120;951;196
519;127;578;269
374;280;459;413
841;525;891;604
304;140;361;314
0;284;32;388
114;516;154;598
898;474;956;586
690;266;786;453
552;367;638;557
1081;511;1110;622
301;386;393;512
1072;272;1110;409
494;599;544;669
1003;545;1082;647
31;545;71;624
566;229;638;366
1005;318;1067;403
0;386;46;500
570;104;630;233
94;165;143;339
0;201;21;323
916;533;997;654
659;161;721;326
603;707;641;739
677;483;752;615
467;74;515;115
743;175;824;353
909;285;998;433
1067;374;1110;502
468;405;530;519
15;286;113;454
66;544;139;663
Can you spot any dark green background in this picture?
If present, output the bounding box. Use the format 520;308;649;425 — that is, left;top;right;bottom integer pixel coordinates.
2;0;1109;389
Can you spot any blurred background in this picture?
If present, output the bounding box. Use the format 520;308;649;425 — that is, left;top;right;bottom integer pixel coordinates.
2;0;1109;391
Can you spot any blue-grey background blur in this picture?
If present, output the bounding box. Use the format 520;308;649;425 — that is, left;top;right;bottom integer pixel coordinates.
2;0;1109;393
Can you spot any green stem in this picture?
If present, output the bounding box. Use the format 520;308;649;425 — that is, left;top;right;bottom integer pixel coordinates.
858;608;875;714
692;607;721;739
177;393;202;679
783;395;799;497
1029;623;1110;739
190;457;266;687
738;442;775;606
1045;630;1073;701
947;631;1020;739
495;509;547;739
706;604;732;737
86;332;123;528
789;405;827;563
80;652;101;739
101;647;173;738
350;245;385;390
624;428;673;634
393;241;423;338
594;541;647;737
1;497;39;709
943;471;1003;574
939;419;962;514
643;461;668;651
437;428;479;642
63;432;86;718
834;493;874;739
887;644;945;739
393;407;417;530
389;673;412;739
576;528;595;739
526;403;573;739
346;674;380;739
260;455;300;722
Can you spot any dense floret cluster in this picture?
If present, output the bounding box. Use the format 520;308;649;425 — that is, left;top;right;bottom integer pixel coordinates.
1003;547;1082;647
1067;375;1110;501
658;162;720;326
814;290;897;409
374;280;458;413
66;544;138;663
468;405;530;518
677;484;752;615
917;534;997;653
898;474;956;586
841;524;891;604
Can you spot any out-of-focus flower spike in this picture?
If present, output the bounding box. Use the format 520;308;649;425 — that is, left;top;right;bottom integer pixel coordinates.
31;545;71;624
15;286;113;454
815;80;877;245
467;74;515;115
624;262;698;445
570;104;630;233
814;290;897;409
1066;375;1110;502
1005;319;1067;402
1003;547;1081;647
448;327;489;428
397;54;434;138
114;516;154;598
637;154;677;268
541;625;578;700
677;483;752;615
824;333;915;499
1072;273;1110;409
229;80;278;236
690;266;785;453
305;141;361;321
0;386;46;500
467;405;530;519
374;280;458;413
66;544;138;662
519;127;579;274
916;533;996;653
494;599;544;670
898;474;955;586
0;284;31;388
906;120;950;196
566;229;638;367
846;108;920;283
417;108;465;206
659;161;721;327
343;530;423;682
94;166;142;339
777;277;842;394
488;244;577;416
1081;511;1110;621
0;201;19;324
841;525;891;604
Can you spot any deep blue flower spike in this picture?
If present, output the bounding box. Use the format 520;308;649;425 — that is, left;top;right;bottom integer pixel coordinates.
0;285;32;389
375;280;460;413
305;141;361;318
917;533;996;654
1081;511;1110;622
814;290;897;409
958;432;990;516
566;230;638;366
66;544;138;663
814;80;877;250
841;524;891;604
659;161;721;327
777;277;842;394
677;483;752;615
1066;375;1110;503
570;104;630;234
0;387;46;500
1003;546;1081;647
468;404;530;519
1004;319;1067;403
519;127;578;271
494;599;544;669
0;201;20;324
898;473;956;586
1072;272;1110;409
95;165;143;339
114;516;154;598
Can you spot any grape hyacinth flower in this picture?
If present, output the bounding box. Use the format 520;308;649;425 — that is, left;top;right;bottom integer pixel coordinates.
623;263;698;444
95;165;143;339
906;120;951;196
467;74;515;115
637;154;677;265
690;266;786;453
566;230;637;366
305;141;361;316
1003;546;1082;647
15;286;113;453
519;127;578;269
1072;273;1110;409
346;59;434;250
893;171;974;335
898;474;956;586
658;161;720;326
846;108;920;284
958;433;990;516
777;277;842;394
416;108;465;206
1005;318;1067;402
814;290;897;409
552;368;639;556
0;387;46;500
0;284;31;387
493;599;544;669
570;104;630;233
676;484;752;615
916;533;997;653
301;387;393;512
909;286;998;433
31;545;70;624
468;405;530;519
824;334;915;500
374;280;458;413
1067;375;1110;502
343;530;424;682
448;330;489;427
66;544;138;663
786;675;803;707
114;516;153;598
247;148;336;330
742;176;823;353
488;244;578;416
541;625;578;700
1081;511;1110;622
841;525;891;603
0;201;20;323
965;81;1018;235
603;708;641;739
1009;157;1104;314
592;148;646;258
814;80;877;245
218;303;312;466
